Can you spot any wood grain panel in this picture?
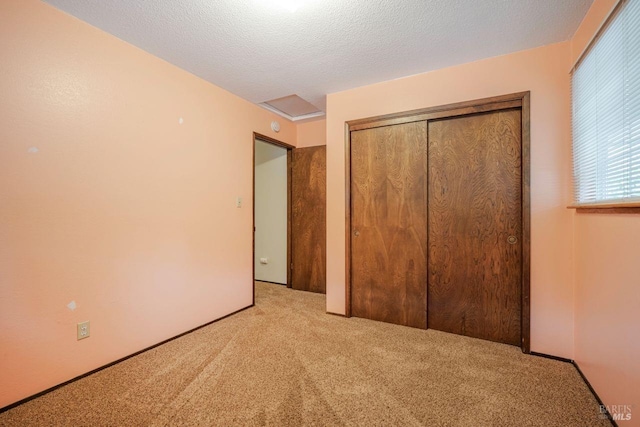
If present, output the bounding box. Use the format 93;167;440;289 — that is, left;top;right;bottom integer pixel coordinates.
291;146;326;293
521;93;531;353
348;100;523;131
351;122;428;329
427;110;522;346
346;93;528;131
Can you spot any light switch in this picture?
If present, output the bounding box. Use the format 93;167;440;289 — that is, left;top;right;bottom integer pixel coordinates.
236;197;242;208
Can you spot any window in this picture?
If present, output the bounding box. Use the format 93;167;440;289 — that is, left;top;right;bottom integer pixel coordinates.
572;0;640;205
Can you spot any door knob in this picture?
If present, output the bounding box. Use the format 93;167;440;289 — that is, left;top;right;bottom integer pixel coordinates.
354;230;360;237
507;235;518;244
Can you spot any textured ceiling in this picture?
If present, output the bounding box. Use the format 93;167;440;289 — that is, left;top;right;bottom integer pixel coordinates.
43;0;593;113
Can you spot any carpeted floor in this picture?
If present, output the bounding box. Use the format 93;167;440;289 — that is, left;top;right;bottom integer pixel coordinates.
0;282;610;426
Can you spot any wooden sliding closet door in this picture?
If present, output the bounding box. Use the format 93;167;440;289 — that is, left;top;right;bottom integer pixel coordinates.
350;122;428;329
291;146;326;293
427;110;522;346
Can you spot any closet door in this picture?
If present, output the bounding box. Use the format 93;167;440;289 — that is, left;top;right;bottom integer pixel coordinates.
350;122;428;329
427;110;522;346
291;146;326;293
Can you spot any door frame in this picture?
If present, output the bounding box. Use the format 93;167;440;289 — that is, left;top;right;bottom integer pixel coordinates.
252;132;295;304
344;92;531;353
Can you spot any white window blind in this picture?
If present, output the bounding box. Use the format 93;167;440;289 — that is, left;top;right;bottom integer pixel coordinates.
572;0;640;204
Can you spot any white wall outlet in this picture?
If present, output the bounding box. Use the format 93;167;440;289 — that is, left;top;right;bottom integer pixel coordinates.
236;197;242;208
260;257;268;264
77;321;90;340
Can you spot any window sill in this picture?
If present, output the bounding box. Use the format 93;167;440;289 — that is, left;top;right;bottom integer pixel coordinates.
568;202;640;214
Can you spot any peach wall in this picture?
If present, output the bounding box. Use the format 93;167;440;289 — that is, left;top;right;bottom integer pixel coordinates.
570;0;618;67
573;214;640;425
0;0;295;408
326;42;575;358
571;1;639;423
296;119;326;148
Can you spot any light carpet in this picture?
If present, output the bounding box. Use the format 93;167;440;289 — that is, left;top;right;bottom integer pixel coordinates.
0;282;611;426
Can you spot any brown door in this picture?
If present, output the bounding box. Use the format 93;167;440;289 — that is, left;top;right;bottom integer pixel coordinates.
350;122;428;328
291;146;326;293
427;110;522;346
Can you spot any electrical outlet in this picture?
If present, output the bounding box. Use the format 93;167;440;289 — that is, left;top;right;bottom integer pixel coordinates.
77;321;90;340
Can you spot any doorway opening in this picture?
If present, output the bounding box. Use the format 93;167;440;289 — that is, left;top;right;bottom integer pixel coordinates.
253;133;293;302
